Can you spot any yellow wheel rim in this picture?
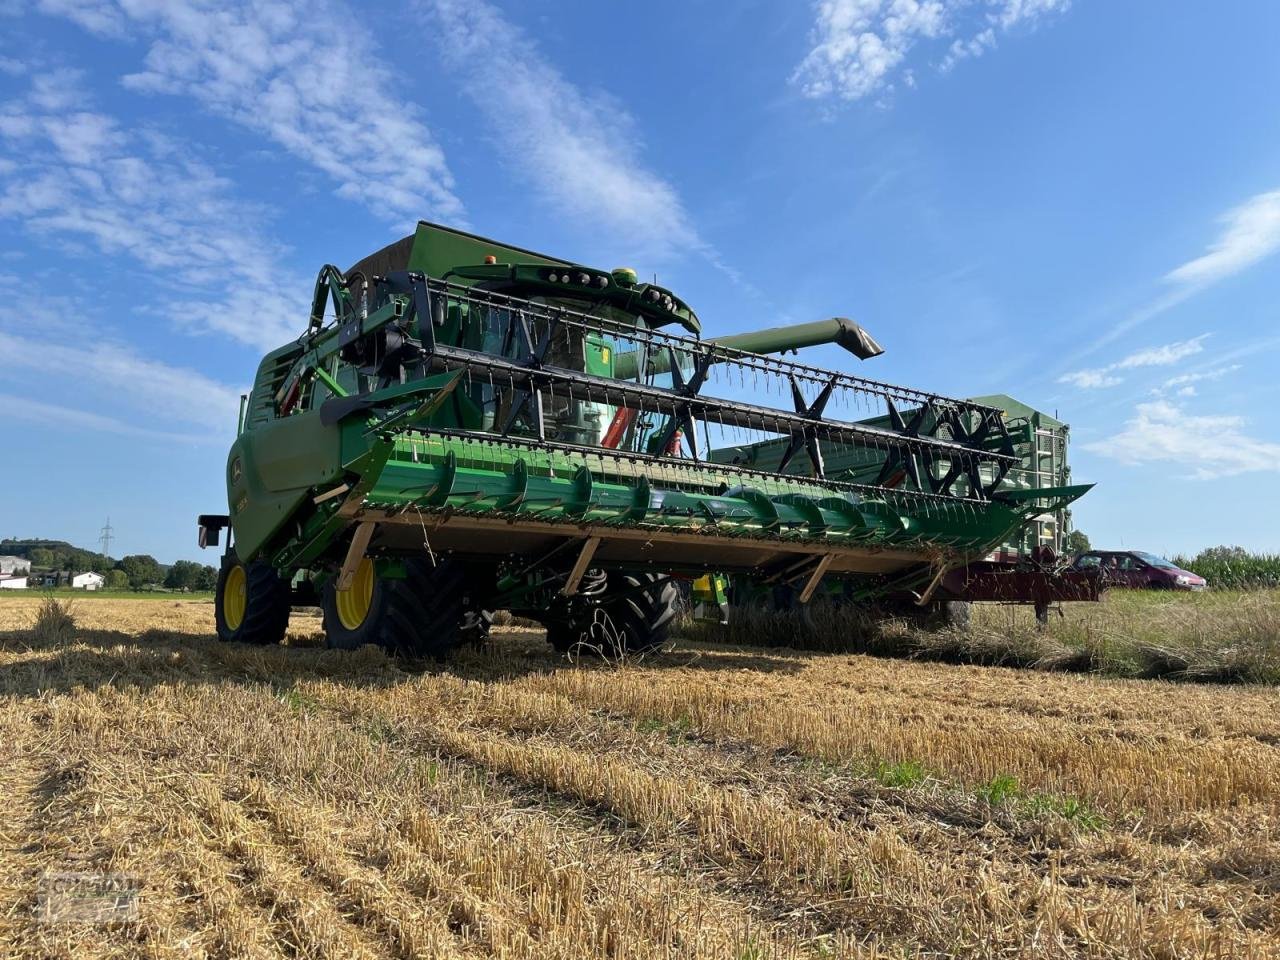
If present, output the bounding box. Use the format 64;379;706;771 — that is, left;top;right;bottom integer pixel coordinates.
335;558;375;630
223;564;247;631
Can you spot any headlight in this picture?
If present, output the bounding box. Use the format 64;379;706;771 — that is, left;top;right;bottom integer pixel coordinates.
1175;575;1191;585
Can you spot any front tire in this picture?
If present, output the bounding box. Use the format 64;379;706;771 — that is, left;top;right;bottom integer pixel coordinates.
215;552;290;645
322;557;490;659
548;573;680;657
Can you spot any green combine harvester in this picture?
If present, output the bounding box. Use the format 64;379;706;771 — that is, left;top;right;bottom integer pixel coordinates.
199;222;1097;657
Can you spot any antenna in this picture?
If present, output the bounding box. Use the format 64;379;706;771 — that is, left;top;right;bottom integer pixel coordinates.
98;518;114;558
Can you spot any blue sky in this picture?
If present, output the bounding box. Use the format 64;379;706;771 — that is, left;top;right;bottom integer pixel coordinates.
2;0;1278;564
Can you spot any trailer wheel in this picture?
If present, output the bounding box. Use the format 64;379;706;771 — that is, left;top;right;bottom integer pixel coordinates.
935;600;972;631
215;552;290;646
549;573;679;656
886;599;971;631
322;557;489;658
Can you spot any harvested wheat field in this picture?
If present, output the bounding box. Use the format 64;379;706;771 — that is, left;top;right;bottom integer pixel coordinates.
1;596;1278;959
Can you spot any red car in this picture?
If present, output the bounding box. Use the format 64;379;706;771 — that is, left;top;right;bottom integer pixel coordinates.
1071;550;1207;591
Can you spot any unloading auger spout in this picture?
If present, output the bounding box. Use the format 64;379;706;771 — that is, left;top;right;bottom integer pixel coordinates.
198;221;1100;657
612;316;885;381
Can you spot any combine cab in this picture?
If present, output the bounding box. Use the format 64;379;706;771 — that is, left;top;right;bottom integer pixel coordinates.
200;222;1097;656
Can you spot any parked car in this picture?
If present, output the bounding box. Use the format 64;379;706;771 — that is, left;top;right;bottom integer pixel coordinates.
1071;550;1207;591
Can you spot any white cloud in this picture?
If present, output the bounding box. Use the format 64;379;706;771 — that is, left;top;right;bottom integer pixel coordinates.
0;72;301;349
1084;400;1280;479
793;0;1069;102
0;330;241;435
1058;334;1208;389
39;0;463;227
1164;190;1280;289
793;0;946;102
423;0;702;264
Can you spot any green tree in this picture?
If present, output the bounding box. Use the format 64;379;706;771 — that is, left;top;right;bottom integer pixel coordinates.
164;560;205;591
194;565;218;592
1196;545;1248;563
105;569;129;590
1065;529;1091;554
118;554;162;590
28;548;56;569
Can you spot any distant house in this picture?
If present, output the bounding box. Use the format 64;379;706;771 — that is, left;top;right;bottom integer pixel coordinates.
0;574;29;589
71;572;106;591
0;556;31;575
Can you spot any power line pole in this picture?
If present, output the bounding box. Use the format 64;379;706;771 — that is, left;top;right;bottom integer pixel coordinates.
99;518;114;559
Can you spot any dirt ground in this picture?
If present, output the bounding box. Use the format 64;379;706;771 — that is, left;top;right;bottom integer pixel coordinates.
1;596;1277;958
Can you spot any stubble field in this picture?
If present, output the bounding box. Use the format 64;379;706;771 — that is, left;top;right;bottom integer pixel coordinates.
1;595;1277;959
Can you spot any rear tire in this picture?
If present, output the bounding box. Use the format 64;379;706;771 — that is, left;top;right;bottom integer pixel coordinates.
322;557;490;659
214;551;290;646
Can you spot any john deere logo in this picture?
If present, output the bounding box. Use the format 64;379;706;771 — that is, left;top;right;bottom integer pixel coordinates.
231;458;242;482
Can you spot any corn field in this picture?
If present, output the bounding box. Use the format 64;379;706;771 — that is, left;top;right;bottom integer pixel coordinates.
1;595;1278;959
1173;548;1280;590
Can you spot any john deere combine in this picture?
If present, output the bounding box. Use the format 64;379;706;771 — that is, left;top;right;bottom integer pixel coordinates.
199;222;1095;657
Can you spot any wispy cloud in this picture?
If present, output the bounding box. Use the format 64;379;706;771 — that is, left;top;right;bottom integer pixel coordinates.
0;70;300;349
38;0;463;227
1057;369;1123;390
0;330;241;435
1058;334;1208;389
0;393;208;443
1085;190;1280;354
1115;337;1211;368
1155;364;1241;397
1084;399;1280;479
1165;191;1280;288
792;0;1069;104
422;0;703;264
36;0;127;37
938;27;997;72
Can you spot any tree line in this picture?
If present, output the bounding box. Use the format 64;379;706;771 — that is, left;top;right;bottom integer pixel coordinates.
1;539;217;591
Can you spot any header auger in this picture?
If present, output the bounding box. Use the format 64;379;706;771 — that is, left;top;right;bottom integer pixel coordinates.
200;221;1097;658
